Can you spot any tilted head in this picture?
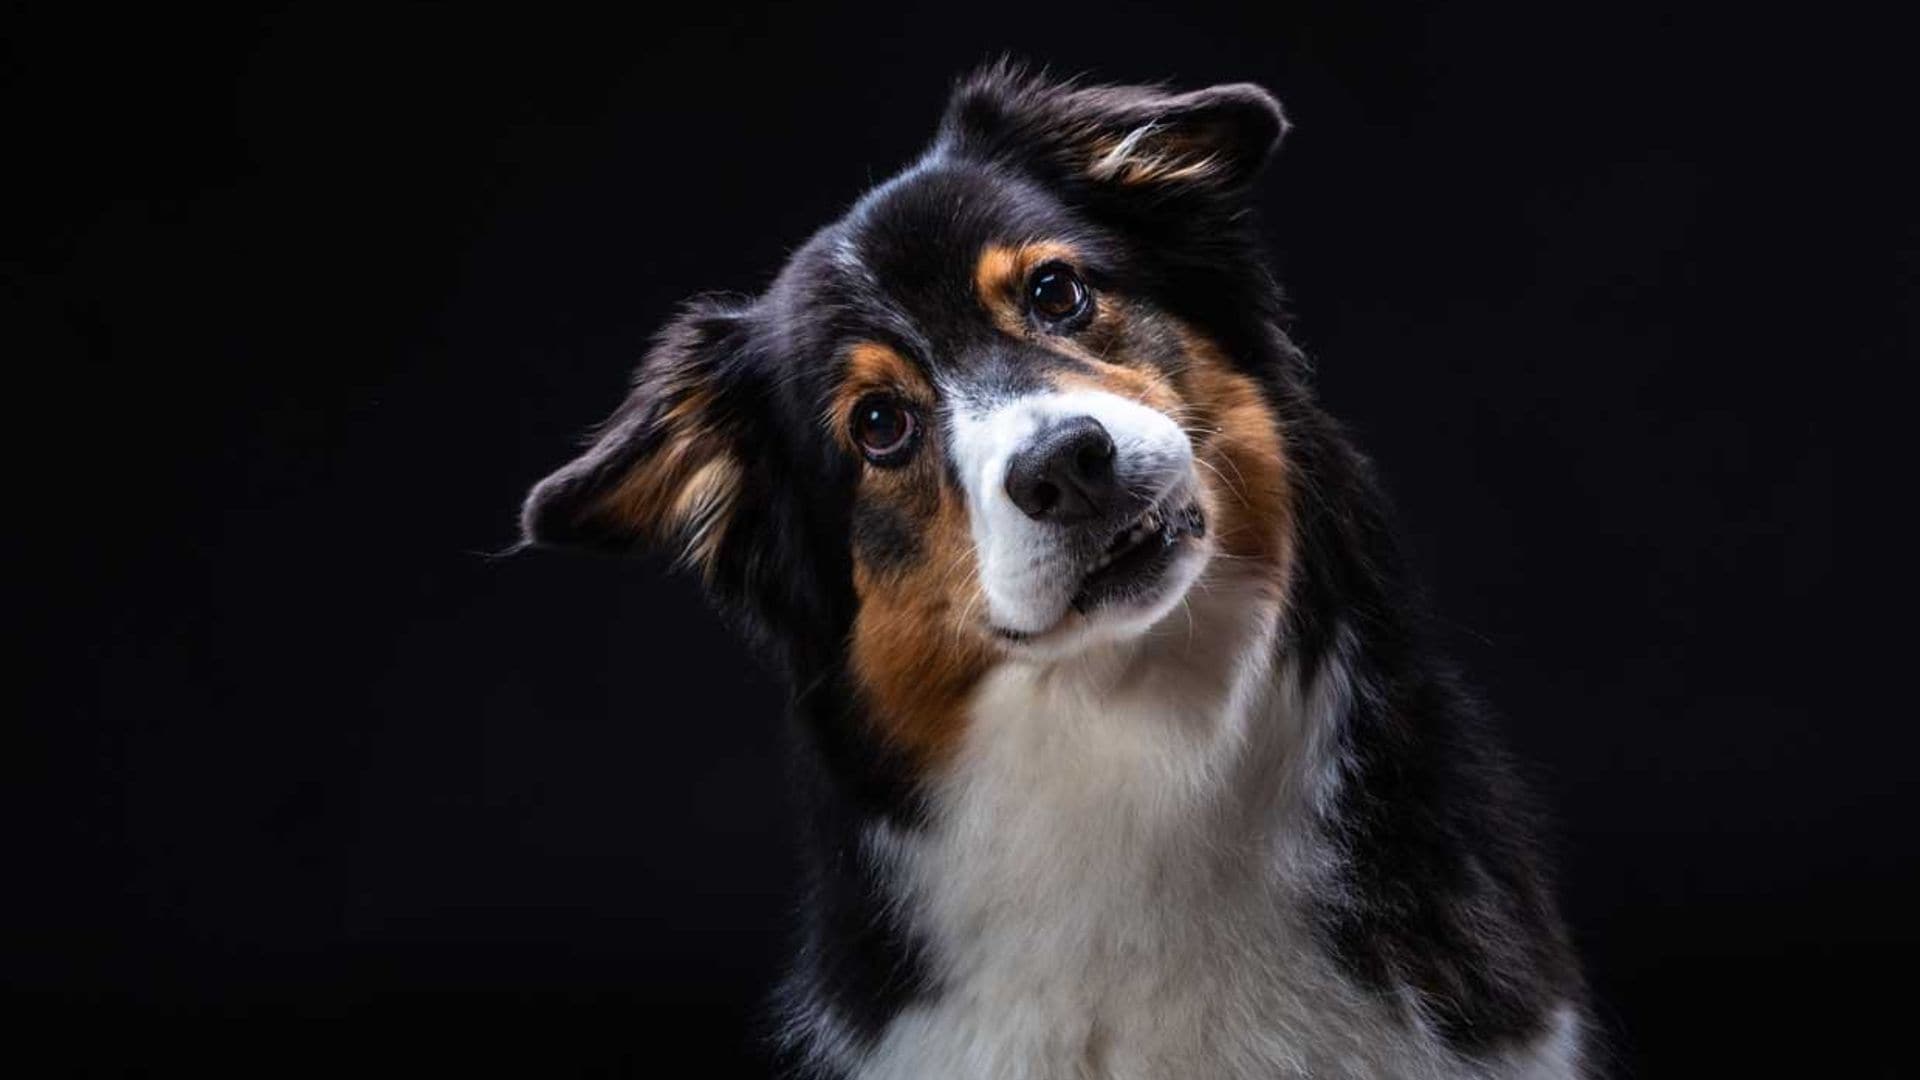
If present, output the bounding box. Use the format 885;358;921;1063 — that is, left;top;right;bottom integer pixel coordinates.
523;64;1303;768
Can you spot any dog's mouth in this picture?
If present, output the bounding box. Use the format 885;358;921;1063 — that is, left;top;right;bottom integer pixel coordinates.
1071;495;1206;613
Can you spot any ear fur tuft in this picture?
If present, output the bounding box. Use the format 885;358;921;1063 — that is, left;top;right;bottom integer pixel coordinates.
939;61;1289;194
520;300;755;577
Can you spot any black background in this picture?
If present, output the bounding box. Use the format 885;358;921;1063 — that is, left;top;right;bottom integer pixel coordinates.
9;3;1901;1076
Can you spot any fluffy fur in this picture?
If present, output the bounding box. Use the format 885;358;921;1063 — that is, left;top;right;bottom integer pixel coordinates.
521;62;1588;1078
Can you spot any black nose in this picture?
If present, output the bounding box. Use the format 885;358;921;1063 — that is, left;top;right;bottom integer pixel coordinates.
1004;416;1121;524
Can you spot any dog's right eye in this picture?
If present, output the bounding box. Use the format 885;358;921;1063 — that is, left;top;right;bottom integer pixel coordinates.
851;395;919;466
1028;261;1092;327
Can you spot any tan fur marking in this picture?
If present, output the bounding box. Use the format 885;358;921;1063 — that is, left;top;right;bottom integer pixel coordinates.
1173;330;1294;595
595;389;742;580
850;483;993;766
830;340;993;767
1046;345;1183;416
973;245;1021;330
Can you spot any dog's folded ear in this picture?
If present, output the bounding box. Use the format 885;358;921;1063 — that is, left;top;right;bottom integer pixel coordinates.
521;299;760;576
939;62;1289;197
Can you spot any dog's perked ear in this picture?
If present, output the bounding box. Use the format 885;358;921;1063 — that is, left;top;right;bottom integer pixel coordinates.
938;62;1289;197
520;299;761;578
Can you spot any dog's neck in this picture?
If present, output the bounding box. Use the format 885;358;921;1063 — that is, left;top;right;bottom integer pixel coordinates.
778;562;1375;1077
940;563;1302;824
875;558;1341;929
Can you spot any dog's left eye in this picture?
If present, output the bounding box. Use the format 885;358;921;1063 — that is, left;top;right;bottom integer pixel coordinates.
1029;262;1092;326
851;395;919;466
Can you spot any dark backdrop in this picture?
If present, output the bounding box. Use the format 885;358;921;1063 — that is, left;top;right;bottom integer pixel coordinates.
10;3;1899;1076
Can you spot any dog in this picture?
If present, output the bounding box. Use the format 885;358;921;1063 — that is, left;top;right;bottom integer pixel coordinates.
520;62;1589;1080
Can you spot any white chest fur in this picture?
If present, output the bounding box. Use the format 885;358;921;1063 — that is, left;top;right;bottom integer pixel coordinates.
836;580;1581;1080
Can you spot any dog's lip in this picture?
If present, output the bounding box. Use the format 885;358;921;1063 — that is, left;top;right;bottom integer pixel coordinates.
1070;496;1204;607
1095;485;1206;571
1093;494;1197;567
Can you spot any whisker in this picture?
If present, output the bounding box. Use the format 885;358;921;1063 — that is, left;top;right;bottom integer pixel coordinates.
1206;447;1251;493
1193;455;1249;505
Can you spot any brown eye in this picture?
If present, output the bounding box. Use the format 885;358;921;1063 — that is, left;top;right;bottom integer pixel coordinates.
1029;262;1091;324
851;395;918;465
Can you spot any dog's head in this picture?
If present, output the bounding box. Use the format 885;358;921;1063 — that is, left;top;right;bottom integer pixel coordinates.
524;65;1300;764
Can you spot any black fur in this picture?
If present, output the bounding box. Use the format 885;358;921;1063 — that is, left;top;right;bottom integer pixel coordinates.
522;61;1585;1075
850;503;921;574
1275;399;1588;1053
